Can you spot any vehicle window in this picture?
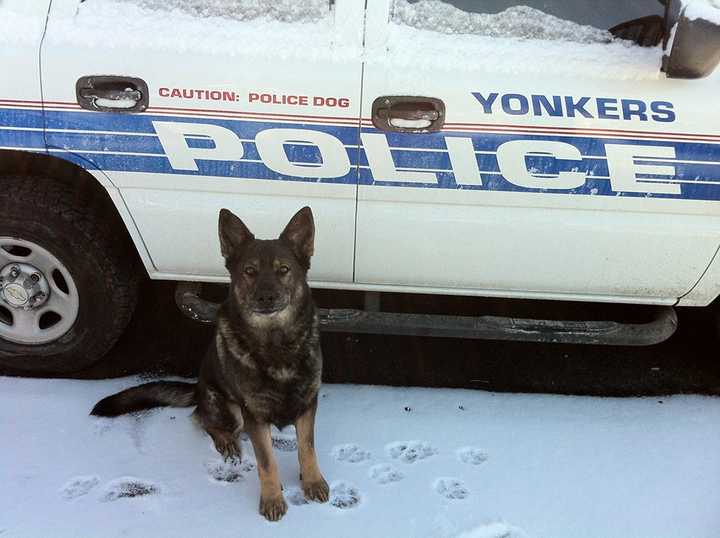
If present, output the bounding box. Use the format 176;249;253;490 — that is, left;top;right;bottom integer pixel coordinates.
392;0;666;45
80;0;332;23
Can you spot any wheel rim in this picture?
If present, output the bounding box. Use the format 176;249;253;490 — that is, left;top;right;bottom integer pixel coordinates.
0;237;80;345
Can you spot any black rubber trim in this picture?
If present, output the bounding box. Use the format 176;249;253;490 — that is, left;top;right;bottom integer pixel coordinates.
76;75;149;113
662;0;720;79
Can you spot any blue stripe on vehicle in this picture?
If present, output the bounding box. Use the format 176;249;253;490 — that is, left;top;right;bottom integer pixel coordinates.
0;129;45;150
2;107;720;200
0;108;45;150
0;108;44;128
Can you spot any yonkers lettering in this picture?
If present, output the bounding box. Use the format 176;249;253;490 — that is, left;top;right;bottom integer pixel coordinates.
472;92;676;123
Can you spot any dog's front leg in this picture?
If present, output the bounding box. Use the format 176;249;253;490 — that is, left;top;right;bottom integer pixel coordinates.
295;396;329;502
194;385;242;463
245;420;287;521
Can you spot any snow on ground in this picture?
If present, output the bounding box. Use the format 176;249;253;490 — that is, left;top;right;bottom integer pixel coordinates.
2;376;720;538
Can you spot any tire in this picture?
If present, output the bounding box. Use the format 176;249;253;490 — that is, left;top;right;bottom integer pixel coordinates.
0;176;140;373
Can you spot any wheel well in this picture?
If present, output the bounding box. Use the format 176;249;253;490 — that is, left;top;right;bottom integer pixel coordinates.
0;149;145;274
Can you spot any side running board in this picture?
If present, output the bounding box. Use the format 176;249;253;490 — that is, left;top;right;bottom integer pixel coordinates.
175;283;677;347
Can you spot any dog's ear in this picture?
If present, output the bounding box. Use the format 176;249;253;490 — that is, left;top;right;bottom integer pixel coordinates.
280;206;314;268
218;208;254;260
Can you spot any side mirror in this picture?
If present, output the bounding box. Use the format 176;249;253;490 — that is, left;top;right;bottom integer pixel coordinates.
662;0;720;78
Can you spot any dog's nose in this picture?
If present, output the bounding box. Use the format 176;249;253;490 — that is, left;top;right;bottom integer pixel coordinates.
256;292;278;308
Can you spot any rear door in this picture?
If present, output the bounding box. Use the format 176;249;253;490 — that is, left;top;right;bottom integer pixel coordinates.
357;0;720;303
41;0;364;283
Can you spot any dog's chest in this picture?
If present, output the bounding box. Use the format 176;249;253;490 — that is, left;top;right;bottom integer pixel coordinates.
218;331;321;426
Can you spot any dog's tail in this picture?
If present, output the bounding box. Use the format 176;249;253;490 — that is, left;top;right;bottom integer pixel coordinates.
90;381;197;417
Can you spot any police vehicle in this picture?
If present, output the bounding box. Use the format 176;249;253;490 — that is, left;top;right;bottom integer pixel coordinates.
1;0;720;373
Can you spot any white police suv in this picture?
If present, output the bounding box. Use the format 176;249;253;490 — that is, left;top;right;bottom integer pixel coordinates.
1;0;720;372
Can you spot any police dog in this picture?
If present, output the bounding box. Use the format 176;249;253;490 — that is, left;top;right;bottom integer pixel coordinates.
91;207;328;521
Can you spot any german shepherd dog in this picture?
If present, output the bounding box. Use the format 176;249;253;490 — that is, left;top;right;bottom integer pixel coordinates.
91;207;328;521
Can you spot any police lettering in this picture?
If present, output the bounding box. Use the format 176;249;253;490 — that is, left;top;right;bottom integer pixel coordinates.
153;121;679;196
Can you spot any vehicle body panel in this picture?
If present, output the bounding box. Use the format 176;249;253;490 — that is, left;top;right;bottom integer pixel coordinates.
0;1;50;156
40;0;364;282
0;0;717;306
357;0;720;302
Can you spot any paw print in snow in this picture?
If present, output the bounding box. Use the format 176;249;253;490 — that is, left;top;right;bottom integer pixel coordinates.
434;477;469;500
101;477;160;502
272;426;297;452
386;441;437;463
206;459;255;483
457;446;488;466
60;475;100;500
329;481;361;509
272;436;297;451
285;486;310;507
331;444;371;463
368;463;403;485
457;522;530;538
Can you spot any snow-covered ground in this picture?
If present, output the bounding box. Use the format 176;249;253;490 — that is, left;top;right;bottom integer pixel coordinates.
2;376;719;538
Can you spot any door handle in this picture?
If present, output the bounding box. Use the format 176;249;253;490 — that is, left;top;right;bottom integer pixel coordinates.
76;76;149;113
372;96;445;133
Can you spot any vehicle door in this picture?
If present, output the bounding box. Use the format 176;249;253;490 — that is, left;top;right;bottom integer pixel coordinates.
41;0;365;283
357;0;720;303
0;1;50;155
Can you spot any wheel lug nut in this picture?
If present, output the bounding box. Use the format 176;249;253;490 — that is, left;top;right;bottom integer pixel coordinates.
10;266;20;278
30;273;40;283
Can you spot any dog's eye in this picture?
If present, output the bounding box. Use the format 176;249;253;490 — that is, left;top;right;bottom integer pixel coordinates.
278;265;290;275
244;266;257;277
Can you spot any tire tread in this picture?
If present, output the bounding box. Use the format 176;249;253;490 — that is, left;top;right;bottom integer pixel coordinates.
0;175;140;372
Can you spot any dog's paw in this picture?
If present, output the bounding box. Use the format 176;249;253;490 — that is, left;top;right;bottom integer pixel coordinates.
259;494;288;522
223;452;243;466
302;477;330;503
212;435;242;463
